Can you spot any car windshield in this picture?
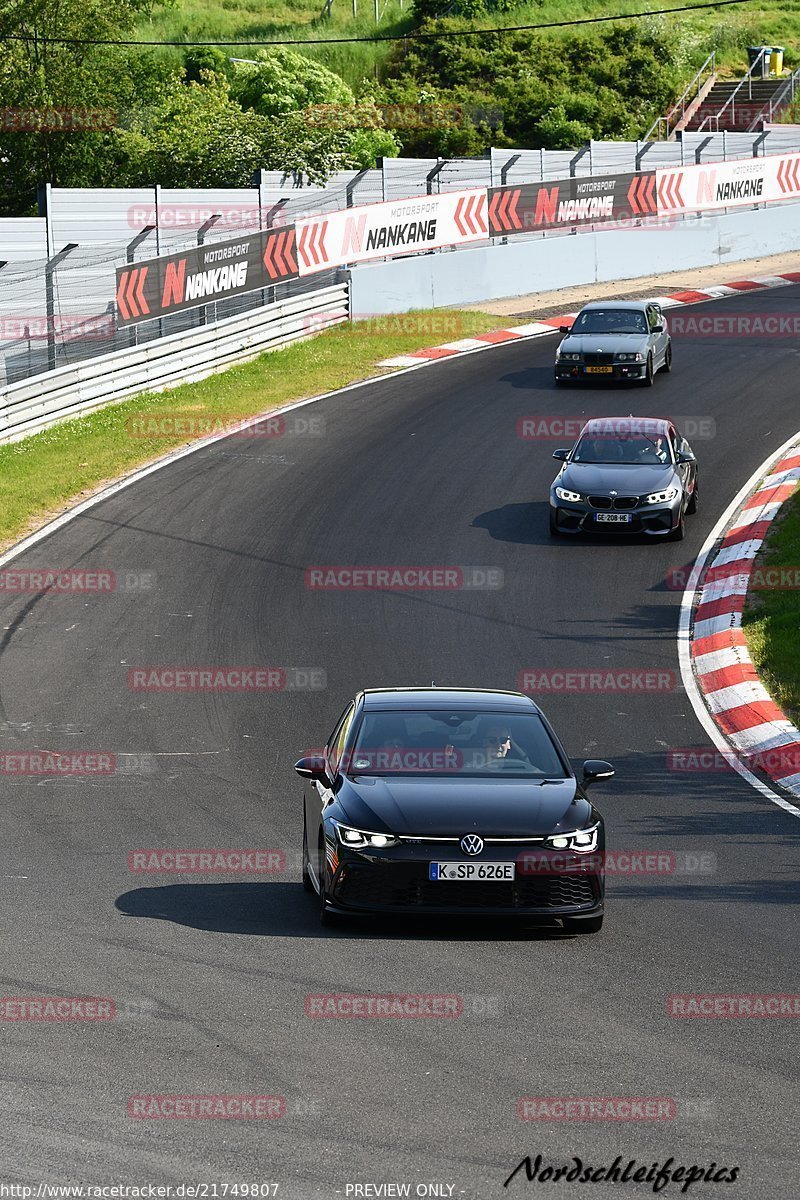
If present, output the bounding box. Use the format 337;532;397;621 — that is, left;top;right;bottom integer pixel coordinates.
346;710;568;778
572;434;671;465
571;309;648;335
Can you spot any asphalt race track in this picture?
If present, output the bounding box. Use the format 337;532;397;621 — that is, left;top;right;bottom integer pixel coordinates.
1;285;799;1198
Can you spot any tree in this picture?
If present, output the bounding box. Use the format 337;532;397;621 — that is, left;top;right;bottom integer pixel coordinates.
0;0;165;212
111;73;397;187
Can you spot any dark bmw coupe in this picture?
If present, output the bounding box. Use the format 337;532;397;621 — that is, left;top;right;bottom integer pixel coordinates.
296;687;614;932
549;416;698;540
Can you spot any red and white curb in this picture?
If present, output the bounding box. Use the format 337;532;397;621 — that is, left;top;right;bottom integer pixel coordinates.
376;271;800;368
679;434;800;817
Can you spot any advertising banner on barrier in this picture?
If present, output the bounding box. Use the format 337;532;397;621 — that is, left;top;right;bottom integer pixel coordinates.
657;152;800;215
487;172;657;236
295;189;488;275
115;228;299;327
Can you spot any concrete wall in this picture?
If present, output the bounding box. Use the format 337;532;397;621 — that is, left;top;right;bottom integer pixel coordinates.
348;203;800;316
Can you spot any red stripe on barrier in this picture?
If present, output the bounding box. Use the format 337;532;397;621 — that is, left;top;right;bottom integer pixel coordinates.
473;330;523;343
715;701;787;735
691;628;748;659
694;593;746;623
697;662;759;695
668;290;713;304
719;521;773;549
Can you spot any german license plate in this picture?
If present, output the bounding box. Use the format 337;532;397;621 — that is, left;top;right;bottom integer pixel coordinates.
429;862;515;881
595;512;631;523
586;365;613;374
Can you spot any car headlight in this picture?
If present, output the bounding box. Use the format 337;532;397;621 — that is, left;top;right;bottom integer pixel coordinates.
614;352;644;362
645;487;679;504
334;821;398;849
546;824;600;853
555;486;582;502
558;352;582;361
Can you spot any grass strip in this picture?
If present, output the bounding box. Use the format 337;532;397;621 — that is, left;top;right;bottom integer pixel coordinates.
742;485;800;723
0;308;510;552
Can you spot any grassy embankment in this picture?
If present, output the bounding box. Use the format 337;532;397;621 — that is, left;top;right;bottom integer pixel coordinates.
0;310;507;551
137;0;798;88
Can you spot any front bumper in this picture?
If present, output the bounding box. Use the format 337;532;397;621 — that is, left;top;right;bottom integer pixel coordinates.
325;841;605;918
550;497;680;536
555;362;646;382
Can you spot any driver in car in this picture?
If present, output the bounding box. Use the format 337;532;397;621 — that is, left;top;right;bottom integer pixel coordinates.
445;725;514;768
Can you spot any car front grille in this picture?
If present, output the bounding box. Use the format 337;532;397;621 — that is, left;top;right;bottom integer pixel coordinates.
582;352;614;366
336;865;597;911
588;495;640;510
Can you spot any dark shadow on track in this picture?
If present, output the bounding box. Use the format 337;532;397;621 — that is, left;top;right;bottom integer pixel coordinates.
472;502;673;548
115;882;580;941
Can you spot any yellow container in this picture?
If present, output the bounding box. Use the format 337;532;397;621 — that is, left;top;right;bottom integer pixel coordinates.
770;47;784;75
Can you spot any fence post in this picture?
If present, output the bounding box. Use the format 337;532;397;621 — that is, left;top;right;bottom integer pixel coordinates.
45;243;78;372
346;168;369;207
426;159;445;194
196;214;221;326
124;226;155;349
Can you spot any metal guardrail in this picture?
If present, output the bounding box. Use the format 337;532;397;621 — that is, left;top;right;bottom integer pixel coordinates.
645;52;716;141
696;49;769;133
748;67;800;130
0;282;349;444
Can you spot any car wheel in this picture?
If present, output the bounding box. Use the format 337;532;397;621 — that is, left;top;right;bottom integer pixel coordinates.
668;510;685;541
686;477;698;515
641;353;655;387
302;812;314;893
318;832;335;926
563;914;604;934
549;509;562;537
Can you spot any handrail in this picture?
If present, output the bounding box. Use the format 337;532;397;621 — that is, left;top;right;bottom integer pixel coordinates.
747;66;800;131
644;51;716;141
696;47;769;133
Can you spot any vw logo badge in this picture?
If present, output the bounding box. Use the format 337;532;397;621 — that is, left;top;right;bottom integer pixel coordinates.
460;833;484;856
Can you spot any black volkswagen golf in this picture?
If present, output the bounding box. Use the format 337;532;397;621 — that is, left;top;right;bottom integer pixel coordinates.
296;687;614;932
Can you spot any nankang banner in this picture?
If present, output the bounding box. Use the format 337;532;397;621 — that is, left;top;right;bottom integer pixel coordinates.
656;152;800;214
294;189;488;276
115;228;299;327
487;171;657;236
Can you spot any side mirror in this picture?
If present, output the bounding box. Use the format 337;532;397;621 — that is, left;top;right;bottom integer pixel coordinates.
582;759;615;786
552;448;569;462
559;325;572;334
294;755;327;782
653;323;665;334
676;450;696;464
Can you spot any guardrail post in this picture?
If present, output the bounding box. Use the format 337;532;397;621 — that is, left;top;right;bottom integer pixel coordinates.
45;243;78;373
197;214;221;326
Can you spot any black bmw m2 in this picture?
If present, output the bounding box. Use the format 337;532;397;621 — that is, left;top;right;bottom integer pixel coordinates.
296;687;614;932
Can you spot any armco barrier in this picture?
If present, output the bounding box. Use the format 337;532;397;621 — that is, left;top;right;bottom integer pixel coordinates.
0;283;348;443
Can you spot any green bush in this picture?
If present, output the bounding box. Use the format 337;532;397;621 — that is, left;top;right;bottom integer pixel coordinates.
372;21;688;154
